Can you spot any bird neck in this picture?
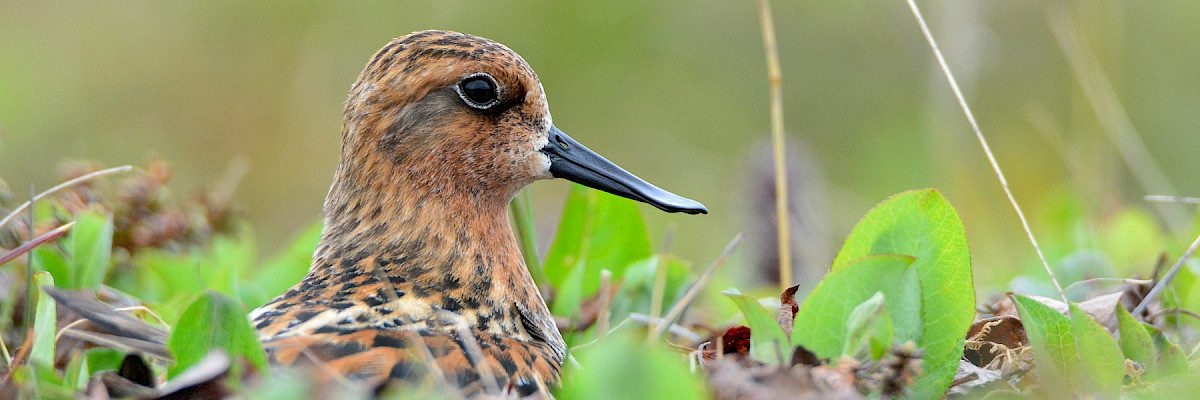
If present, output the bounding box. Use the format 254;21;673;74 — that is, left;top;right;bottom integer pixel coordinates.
307;156;552;341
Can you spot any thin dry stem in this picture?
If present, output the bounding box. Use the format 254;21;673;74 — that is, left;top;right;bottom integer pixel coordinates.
1145;195;1200;205
905;0;1066;301
0;222;75;266
0;328;9;366
1134;231;1200;315
650;224;677;320
596;270;614;336
648;233;744;343
0;165;133;230
757;0;793;291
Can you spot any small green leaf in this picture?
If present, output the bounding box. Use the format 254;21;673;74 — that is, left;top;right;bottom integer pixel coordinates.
792;255;918;360
829;189;974;399
31;272;57;366
69;211;114;289
843;292;894;360
1012;295;1078;392
723;288;789;363
1116;305;1156;373
31;246;67;286
1152;332;1188;377
64;352;89;390
167;291;267;378
1069;304;1123;397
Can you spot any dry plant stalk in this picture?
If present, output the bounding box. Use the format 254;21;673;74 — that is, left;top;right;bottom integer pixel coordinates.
757;0;793;291
904;0;1066;301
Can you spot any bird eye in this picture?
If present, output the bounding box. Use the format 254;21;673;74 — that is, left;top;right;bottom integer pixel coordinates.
456;73;499;109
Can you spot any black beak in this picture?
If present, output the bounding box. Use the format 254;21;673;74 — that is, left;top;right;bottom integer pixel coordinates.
541;126;707;214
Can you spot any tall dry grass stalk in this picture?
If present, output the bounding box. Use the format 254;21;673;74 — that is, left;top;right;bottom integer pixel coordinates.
757;0;793;291
904;0;1066;301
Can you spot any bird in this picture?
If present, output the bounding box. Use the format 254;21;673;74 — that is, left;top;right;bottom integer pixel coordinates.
246;30;707;397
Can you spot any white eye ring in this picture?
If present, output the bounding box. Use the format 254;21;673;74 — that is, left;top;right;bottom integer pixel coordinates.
455;72;501;110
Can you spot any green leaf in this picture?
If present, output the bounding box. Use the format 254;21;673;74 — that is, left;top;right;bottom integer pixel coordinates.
1116;305;1157;373
68;211;114;289
609;255;690;324
84;348;125;376
1068;304;1123;397
167;291;267;378
31;246;67;286
543;184;651;298
1012;295;1122;397
559;330;707;400
792;255;918;359
1152;331;1188;377
31;272;57;366
198;233;255;297
1012;295;1079;393
723;288;789;363
64;352;89;390
551;260;587;318
828;189;974;399
843;292;894;360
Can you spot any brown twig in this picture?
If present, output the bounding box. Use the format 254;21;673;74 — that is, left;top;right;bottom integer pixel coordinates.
648;233;744;343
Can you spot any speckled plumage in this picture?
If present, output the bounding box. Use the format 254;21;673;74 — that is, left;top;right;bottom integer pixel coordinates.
249;30;564;396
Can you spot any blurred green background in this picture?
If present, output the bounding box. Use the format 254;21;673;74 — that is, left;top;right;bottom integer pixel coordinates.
1;1;1197;293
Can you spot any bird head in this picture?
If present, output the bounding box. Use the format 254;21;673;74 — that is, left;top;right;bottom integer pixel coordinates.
338;30;706;214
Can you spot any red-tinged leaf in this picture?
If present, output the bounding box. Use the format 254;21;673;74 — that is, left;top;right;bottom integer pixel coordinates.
720;326;752;356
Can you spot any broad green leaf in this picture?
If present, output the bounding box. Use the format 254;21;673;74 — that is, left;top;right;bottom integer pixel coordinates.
1012;294;1079;395
544;184;591;287
792;255;918;360
167;291;267;378
559;330;707;400
1116;305;1156;373
1152;332;1188;377
1069;304;1122;397
829;189;974;399
69;211;114;289
84;348;125;375
723;288;789;363
551;259;587;319
31;272;57;366
126;250;206;303
198;233;255;297
64;352;88;390
31;246;68;287
31;361;71;398
1127;316;1188;378
543;184;651;298
843;292;894;360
